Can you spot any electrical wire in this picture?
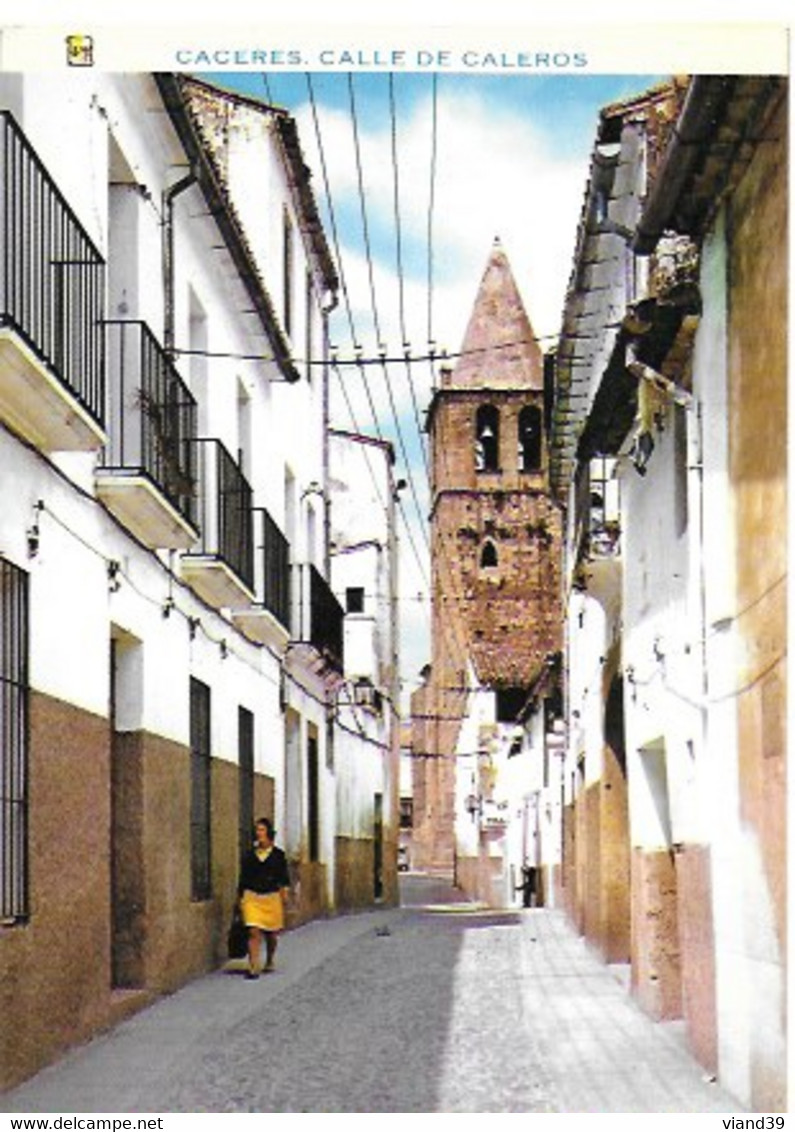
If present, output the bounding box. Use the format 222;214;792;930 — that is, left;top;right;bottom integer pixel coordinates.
426;72;438;352
388;72;430;481
344;76;432;566
169;327;571;370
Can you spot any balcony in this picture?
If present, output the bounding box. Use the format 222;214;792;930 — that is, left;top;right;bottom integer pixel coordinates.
232;506;292;651
95;321;198;550
292;562;344;676
181;439;255;610
0;111;106;452
571;456;622;603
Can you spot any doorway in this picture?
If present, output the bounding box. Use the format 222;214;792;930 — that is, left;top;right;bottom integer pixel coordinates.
374;792;384;900
109;630;145;989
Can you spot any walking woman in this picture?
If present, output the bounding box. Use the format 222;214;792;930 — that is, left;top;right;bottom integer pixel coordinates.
238;818;291;979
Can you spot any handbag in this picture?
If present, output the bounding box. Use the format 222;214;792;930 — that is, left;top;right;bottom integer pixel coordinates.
227;909;248;960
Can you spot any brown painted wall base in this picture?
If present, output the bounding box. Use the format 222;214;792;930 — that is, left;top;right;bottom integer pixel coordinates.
561;802;577;922
455;854;480;903
289;860;329;926
631;846;682;1021
0;693;112;1091
582;782;602;943
675;844;717;1073
335;836;378;909
455;846;505;908
0;693;266;1092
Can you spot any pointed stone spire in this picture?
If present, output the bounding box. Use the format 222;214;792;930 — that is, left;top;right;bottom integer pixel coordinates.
447;240;544;391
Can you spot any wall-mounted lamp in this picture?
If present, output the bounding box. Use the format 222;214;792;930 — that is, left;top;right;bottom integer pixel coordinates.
301;481;326;501
107;560;122;593
26;502;43;559
631;430;655;476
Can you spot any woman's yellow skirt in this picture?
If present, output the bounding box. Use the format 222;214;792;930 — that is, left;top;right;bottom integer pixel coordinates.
241;890;284;932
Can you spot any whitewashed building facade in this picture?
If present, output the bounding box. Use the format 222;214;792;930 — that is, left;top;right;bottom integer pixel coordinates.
0;71;398;1091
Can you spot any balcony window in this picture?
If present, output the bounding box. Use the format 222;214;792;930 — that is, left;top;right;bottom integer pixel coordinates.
293;563;344;674
233;507;292;648
0;111;105;450
96;321;198;548
181;439;254;609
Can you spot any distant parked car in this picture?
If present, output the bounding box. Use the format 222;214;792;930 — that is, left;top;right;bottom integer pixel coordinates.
397;845;410;872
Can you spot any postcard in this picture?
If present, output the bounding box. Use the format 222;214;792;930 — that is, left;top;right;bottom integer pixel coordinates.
0;4;790;1122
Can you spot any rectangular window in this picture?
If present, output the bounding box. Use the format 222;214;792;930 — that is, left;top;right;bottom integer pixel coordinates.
283;207;294;339
0;559;29;923
238;706;255;859
345;586;365;614
495;686;529;723
399;797;413;829
190;678;212;901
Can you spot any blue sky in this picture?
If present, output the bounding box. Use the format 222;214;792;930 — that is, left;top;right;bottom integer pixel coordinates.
201;69;666;695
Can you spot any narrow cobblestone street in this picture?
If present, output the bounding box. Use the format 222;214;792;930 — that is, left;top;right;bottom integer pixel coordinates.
2;877;744;1114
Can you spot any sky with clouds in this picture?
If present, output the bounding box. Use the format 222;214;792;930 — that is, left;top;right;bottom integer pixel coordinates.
203;69;665;702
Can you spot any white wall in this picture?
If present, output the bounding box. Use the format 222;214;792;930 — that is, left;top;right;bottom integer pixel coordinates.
0;70;336;863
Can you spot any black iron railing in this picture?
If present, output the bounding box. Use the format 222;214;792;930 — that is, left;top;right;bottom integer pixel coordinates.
254;507;291;630
187;439;254;591
296;563;344;672
0;111;105;424
101;320;197;529
573;457;621;565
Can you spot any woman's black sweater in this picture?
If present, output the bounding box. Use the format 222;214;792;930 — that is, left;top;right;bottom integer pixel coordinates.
238;846;291;895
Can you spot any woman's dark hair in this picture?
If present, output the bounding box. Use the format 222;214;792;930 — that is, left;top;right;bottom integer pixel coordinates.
255;817;275;838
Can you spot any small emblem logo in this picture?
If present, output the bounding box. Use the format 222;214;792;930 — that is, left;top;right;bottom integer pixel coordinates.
66;35;94;67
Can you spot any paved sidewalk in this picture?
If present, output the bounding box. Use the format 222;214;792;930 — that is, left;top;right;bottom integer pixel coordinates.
2;878;745;1114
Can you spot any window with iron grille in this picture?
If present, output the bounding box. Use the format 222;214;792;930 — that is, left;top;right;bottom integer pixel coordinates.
0;558;29;923
190;678;212;901
238;706;255;859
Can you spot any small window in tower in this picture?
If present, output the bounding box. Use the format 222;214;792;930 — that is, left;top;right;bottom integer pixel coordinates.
475;405;500;472
518;405;542;472
480;541;498;569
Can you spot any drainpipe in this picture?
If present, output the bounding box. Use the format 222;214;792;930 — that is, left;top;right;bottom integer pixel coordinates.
321;288;338;579
321;287;339;780
162;169;197;354
693;396;710;748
